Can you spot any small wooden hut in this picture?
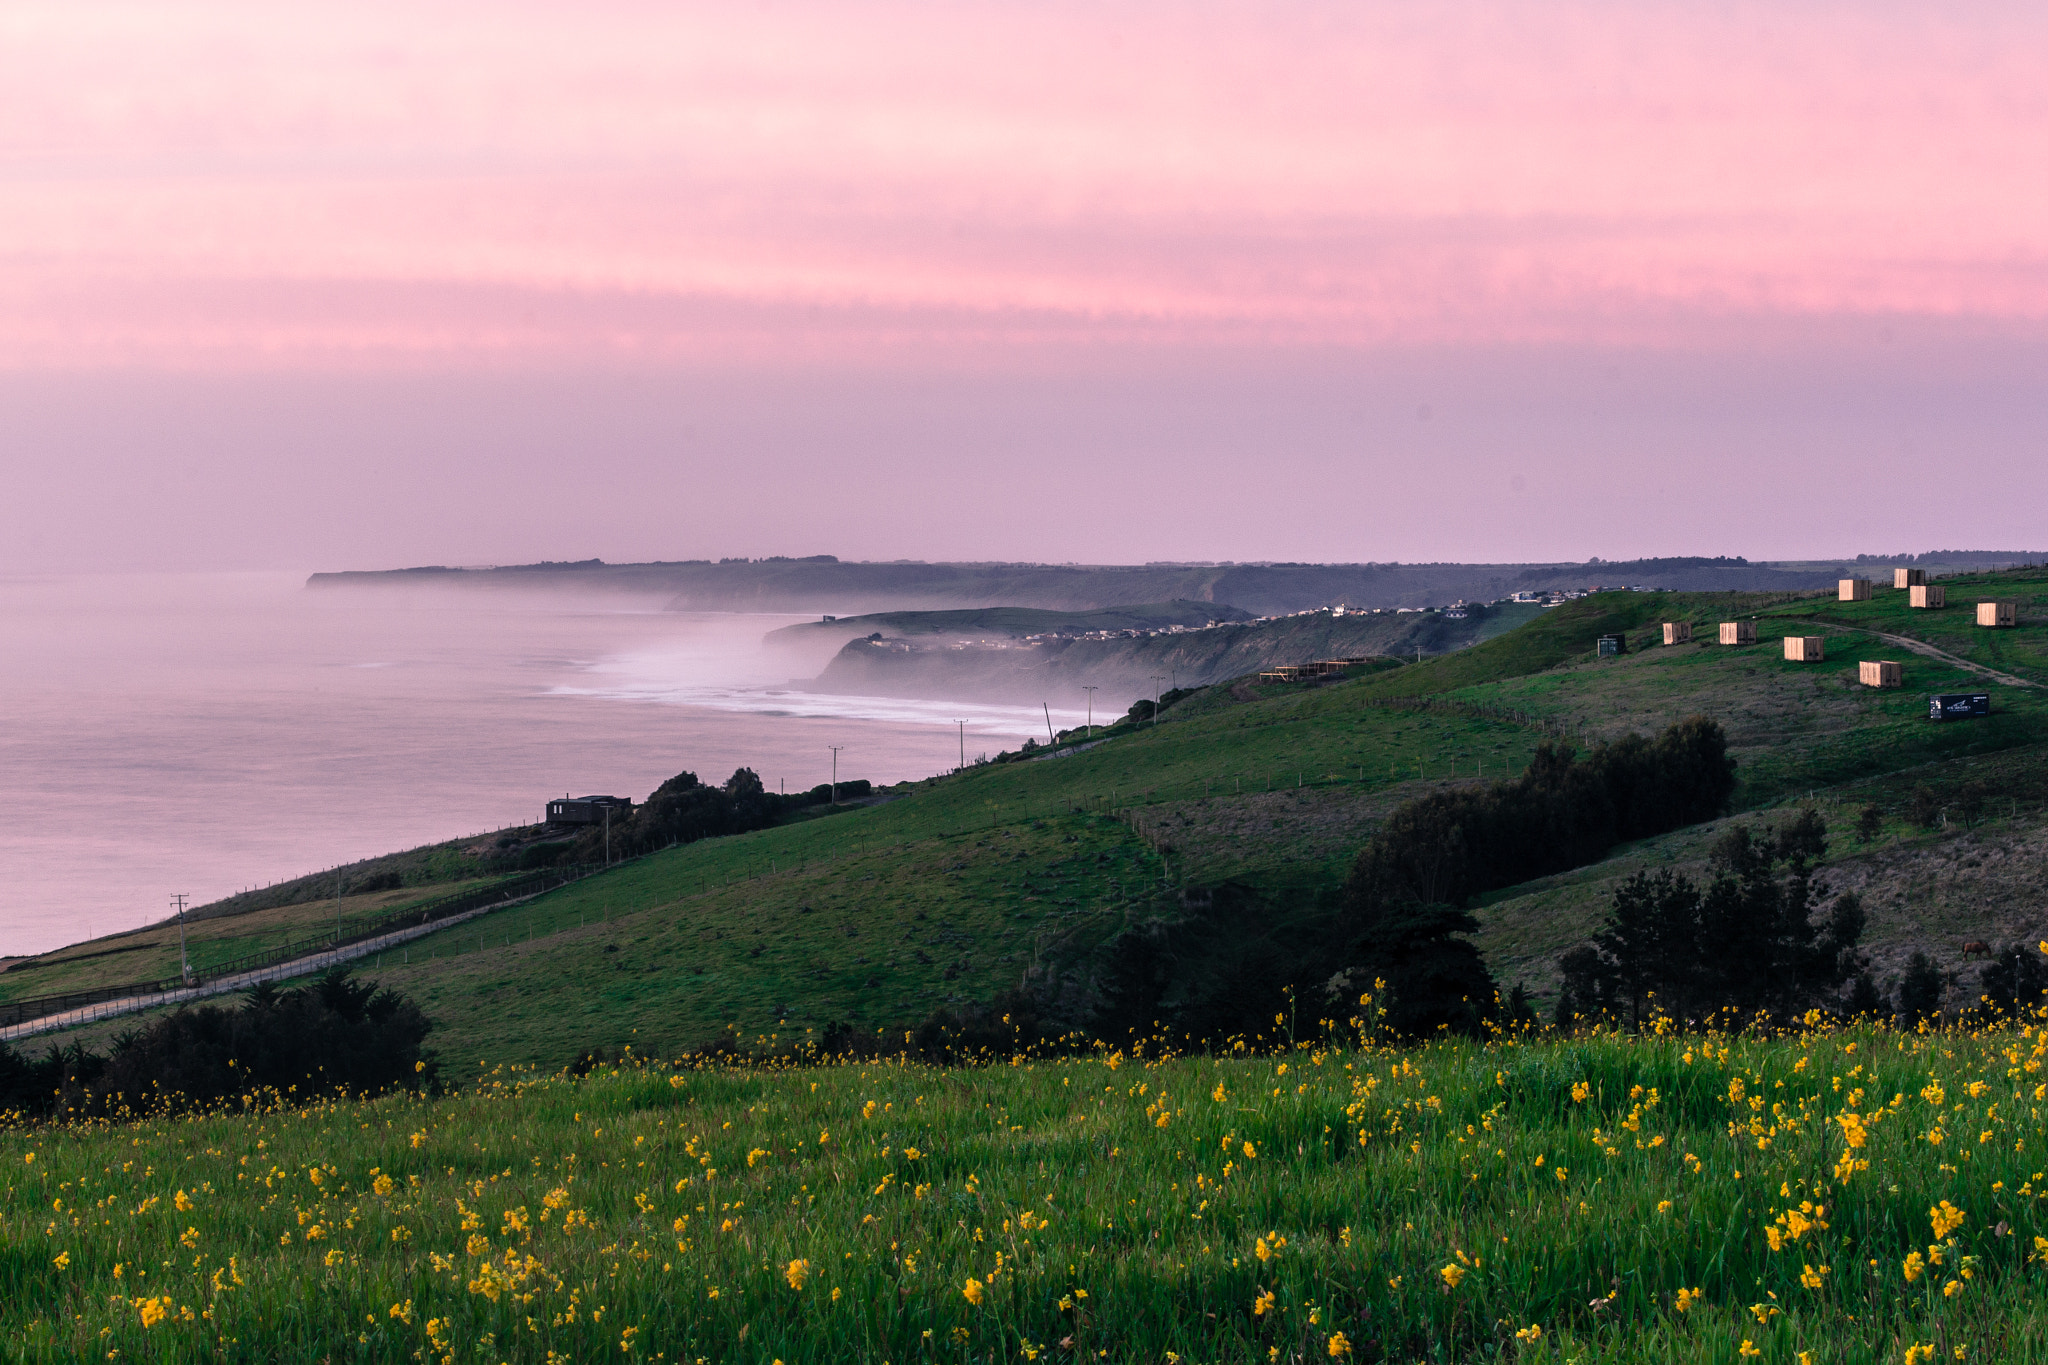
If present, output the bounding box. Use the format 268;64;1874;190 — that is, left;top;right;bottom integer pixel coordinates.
1784;636;1825;662
1838;578;1872;602
1718;621;1757;645
1858;660;1903;688
1977;601;2017;628
1662;622;1692;645
1909;585;1945;609
1894;568;1926;589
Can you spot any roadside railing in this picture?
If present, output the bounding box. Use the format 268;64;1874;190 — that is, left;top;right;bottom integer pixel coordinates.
0;864;604;1029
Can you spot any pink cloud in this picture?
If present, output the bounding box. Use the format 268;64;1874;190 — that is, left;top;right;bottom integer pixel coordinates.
4;1;2047;367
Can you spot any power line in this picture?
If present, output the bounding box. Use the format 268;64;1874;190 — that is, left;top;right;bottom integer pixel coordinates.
170;893;191;985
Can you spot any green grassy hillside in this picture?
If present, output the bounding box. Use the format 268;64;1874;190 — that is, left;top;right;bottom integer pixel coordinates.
32;569;2048;1068
0;877;513;1006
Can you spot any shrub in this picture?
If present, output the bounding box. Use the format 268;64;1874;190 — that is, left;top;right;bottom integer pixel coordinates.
0;968;434;1121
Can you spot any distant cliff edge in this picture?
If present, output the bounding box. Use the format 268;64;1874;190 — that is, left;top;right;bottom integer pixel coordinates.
306;555;1861;616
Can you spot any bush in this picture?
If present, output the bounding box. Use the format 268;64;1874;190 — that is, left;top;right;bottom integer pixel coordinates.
0;968;434;1121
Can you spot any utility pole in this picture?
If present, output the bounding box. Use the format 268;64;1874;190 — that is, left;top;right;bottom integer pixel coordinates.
955;720;967;773
1043;703;1056;749
829;745;844;804
335;870;343;945
171;893;191;984
1150;674;1167;725
1082;685;1098;738
603;804;611;866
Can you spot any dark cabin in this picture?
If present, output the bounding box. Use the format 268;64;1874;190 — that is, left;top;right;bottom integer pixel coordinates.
547;795;632;826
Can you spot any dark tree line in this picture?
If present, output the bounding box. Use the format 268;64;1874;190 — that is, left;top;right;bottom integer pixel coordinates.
0;968;433;1121
1344;716;1738;913
1889;945;2048;1026
1555;811;1867;1027
1080;717;1740;1045
565;767;871;863
1330;716;1738;1037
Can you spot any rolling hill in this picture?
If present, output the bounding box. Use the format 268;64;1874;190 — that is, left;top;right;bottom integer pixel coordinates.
27;566;2048;1068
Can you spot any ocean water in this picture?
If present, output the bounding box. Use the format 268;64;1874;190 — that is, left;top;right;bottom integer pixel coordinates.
0;574;1076;957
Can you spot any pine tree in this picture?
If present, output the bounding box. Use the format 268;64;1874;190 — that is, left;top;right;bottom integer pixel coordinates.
1897;953;1945;1023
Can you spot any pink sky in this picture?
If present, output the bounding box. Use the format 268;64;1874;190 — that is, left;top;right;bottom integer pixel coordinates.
5;1;2046;568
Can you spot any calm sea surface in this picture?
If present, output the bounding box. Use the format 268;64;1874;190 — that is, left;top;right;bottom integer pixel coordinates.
1;574;1074;956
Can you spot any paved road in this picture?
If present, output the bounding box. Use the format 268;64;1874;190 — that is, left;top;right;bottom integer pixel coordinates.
0;890;547;1043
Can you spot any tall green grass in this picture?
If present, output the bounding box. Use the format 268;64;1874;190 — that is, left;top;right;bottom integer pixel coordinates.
9;1013;2048;1362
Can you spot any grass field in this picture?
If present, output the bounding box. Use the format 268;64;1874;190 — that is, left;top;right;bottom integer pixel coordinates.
8;1016;2048;1363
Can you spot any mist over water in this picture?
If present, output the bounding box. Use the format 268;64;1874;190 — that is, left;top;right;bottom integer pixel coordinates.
0;574;1076;958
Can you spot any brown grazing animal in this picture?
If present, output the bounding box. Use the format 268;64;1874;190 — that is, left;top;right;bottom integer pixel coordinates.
1961;941;1991;958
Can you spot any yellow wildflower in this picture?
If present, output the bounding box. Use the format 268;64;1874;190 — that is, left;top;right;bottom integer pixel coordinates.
784;1259;809;1291
1440;1264;1466;1290
962;1277;985;1306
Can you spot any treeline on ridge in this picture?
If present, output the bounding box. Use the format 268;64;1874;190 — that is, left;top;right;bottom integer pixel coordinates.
550;767;874;865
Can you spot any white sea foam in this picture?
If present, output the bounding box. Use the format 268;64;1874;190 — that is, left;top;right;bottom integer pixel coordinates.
0;575;1101;956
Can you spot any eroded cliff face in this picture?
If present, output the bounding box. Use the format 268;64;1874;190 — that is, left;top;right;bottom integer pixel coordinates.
800;607;1510;708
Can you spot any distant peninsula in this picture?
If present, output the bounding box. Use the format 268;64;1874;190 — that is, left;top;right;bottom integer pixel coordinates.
295;552;2042;616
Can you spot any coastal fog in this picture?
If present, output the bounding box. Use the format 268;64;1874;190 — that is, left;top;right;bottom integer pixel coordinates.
0;574;1071;957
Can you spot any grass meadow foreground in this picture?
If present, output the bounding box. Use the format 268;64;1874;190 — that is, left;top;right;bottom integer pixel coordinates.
8;1015;2048;1364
